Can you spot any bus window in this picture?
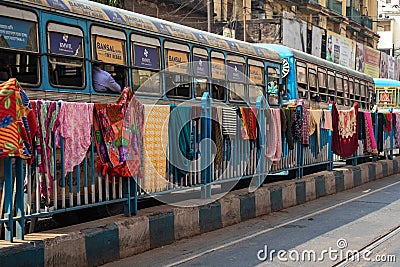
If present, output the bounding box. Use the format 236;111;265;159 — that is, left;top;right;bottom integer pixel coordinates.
91;26;127;93
368;84;375;107
227;55;246;102
355;80;360;101
328;71;335;100
309;69;317;101
318;69;327;102
336;74;344;105
267;67;280;106
248;59;264;103
165;42;190;98
343;76;349;106
349;78;354;103
211;52;226;101
131;34;161;95
0;8;39;85
47;23;84;88
193;47;209;98
296;63;307;99
360;81;366;109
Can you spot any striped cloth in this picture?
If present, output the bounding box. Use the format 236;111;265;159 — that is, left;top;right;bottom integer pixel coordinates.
222;107;237;136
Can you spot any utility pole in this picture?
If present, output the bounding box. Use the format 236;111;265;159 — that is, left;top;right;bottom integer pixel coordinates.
243;0;247;42
207;0;212;33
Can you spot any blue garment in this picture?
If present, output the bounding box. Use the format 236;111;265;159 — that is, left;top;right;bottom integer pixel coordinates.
92;66;121;93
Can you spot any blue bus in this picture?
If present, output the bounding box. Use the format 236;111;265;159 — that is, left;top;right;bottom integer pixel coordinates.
0;0;282;105
374;78;400;109
256;44;375;110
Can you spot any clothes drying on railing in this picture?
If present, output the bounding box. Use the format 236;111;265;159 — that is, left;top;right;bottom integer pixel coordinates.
142;105;170;192
321;110;333;131
54;102;94;174
309;110;323;152
375;113;386;152
302;108;310;145
169;105;193;181
395;114;400;148
363;112;378;156
265;108;282;164
358;111;366;141
0;78;36;159
239;107;257;140
222;107;237;137
35;100;60;205
93;87;144;178
332;102;359;158
281;108;294;150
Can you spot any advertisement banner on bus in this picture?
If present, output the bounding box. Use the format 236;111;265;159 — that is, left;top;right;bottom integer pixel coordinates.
0;16;37;52
211;58;225;80
95;36;125;65
228;63;244;82
134;45;159;70
364;46;380;78
167;50;188;74
193;55;209;77
49;32;82;56
249;65;263;85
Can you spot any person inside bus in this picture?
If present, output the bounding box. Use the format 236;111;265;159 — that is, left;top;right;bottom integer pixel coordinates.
92;61;121;93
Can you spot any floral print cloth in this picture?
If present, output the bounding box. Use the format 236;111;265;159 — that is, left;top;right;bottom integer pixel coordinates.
55;102;94;174
0;78;35;159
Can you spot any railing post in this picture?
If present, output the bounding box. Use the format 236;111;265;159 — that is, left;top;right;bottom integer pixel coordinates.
296;103;304;178
389;107;394;160
373;111;379;162
123;176;137;216
201;92;212;199
15;158;25;240
4;157;14;242
255;96;266;188
327;104;334;171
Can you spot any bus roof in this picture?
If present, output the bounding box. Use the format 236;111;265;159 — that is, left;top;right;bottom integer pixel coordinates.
17;0;281;62
374;78;400;87
255;44;374;83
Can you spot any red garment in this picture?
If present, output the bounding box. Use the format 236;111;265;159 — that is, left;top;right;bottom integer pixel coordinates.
332;102;359;158
386;113;392;134
239;107;257;140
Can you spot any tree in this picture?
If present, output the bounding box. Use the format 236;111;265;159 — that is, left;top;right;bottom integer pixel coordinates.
92;0;125;9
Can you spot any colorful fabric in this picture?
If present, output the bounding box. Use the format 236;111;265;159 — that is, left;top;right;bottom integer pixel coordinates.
142;105;169;192
239;107;257;140
310;110;323;152
364;112;378;156
321;110;333;131
332;102;359;158
55;102;94;174
35;100;60;205
396;114;400;148
293;108;302;142
302;108;310;145
386;113;392;134
93;87;143;178
0;78;35;159
265;108;282;164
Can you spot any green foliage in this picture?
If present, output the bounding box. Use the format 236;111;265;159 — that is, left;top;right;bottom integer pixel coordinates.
92;0;125;9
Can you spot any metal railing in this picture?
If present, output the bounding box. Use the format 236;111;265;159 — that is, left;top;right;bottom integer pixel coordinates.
346;7;362;25
327;0;343;15
0;95;397;242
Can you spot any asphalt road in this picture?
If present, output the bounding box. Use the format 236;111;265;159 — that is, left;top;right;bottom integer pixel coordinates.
103;174;400;267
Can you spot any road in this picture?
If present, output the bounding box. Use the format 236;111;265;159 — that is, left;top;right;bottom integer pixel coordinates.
103;174;400;267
